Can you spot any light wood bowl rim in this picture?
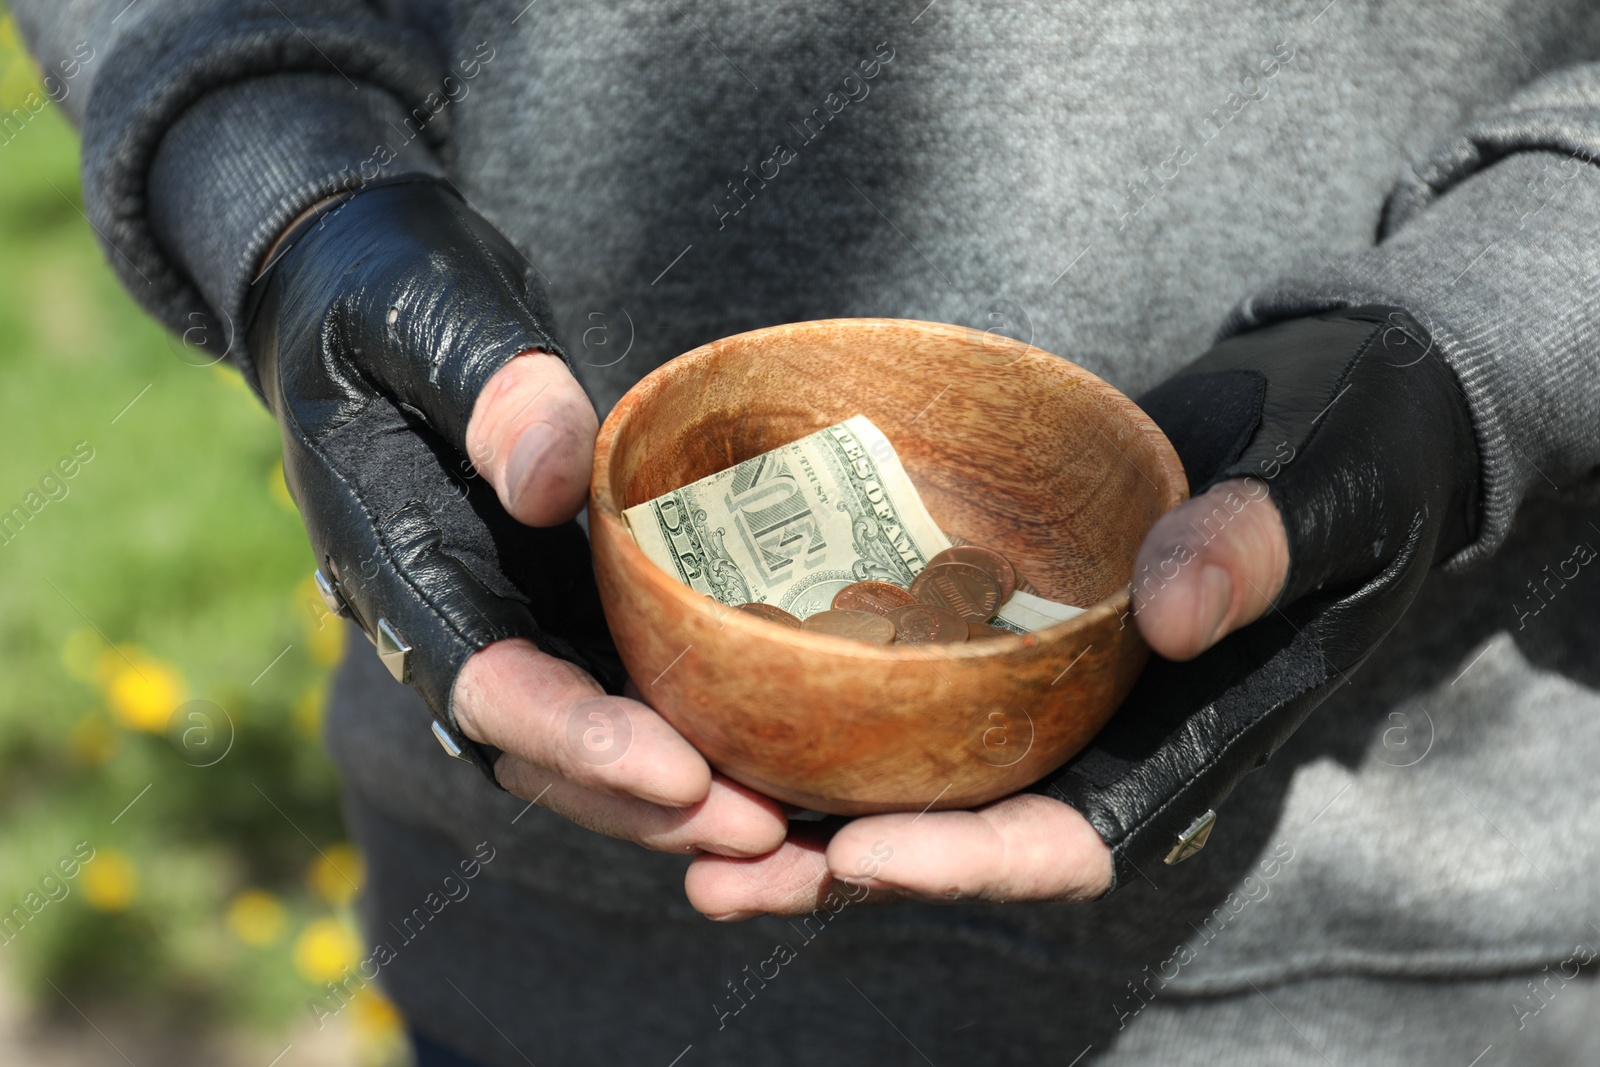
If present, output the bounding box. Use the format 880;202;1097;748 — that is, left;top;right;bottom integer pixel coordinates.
590;317;1186;663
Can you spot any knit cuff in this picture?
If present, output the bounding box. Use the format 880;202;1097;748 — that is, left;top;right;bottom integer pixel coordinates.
1222;150;1600;571
76;3;451;390
148;74;446;390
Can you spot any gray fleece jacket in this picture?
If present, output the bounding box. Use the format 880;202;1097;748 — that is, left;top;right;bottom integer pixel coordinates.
12;1;1600;1064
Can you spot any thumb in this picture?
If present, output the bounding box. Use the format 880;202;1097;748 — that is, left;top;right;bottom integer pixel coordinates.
1132;478;1290;661
466;351;600;527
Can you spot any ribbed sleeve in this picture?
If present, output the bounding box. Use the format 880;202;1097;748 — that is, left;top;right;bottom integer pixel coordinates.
147;75;446;387
1225;64;1600;570
9;0;451;388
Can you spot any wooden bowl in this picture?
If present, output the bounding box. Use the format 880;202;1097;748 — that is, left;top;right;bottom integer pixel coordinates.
589;319;1186;814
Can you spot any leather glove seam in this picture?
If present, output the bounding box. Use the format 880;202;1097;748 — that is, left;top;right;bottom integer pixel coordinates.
1259;322;1385;606
1198;315;1379;498
1208;314;1440;607
455;215;567;366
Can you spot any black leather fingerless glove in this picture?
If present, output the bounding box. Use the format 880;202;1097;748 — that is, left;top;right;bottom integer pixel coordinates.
245;176;623;782
1038;306;1480;890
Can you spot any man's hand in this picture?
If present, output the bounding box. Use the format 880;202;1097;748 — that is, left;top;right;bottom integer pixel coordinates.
686;795;1114;916
453;642;785;856
454;353;785;856
688;306;1479;914
249;178;784;859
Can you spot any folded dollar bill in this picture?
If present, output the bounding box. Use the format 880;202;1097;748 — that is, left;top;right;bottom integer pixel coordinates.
622;415;1082;633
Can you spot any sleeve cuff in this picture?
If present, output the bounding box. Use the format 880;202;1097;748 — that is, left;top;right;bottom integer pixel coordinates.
75;3;451;391
148;73;446;390
1221;149;1600;571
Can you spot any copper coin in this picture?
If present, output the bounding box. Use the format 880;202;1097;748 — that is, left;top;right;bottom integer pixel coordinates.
928;545;1017;601
886;604;969;644
831;580;917;616
735;603;802;628
801;609;896;646
911;562;1002;621
966;620;1012;641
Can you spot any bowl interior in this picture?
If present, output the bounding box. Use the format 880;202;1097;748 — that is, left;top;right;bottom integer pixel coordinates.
603;319;1179;611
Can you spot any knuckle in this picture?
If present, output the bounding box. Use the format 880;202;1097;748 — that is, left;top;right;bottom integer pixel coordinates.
495;756;548;799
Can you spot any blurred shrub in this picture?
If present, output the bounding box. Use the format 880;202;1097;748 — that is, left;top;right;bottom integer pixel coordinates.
0;8;396;1051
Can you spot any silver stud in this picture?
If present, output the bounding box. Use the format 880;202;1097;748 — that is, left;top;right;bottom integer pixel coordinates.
376;618;411;684
1164;809;1216;865
313;569;349;617
430;721;470;761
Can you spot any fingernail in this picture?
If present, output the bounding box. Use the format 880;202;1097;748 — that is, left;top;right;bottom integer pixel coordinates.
707;910;760;922
505;422;556;510
838;876;894;891
696;842;767;858
1196;564;1234;648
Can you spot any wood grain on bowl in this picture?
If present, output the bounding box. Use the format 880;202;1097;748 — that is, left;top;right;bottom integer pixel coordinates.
589;319;1186;814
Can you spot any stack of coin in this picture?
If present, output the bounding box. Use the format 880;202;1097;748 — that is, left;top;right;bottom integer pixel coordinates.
734;543;1027;645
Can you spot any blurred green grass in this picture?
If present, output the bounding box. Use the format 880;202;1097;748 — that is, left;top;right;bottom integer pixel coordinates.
0;8;395;1052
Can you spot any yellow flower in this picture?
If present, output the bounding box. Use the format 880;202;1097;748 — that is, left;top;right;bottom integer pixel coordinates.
293;682;326;743
294;575;348;666
308;844;365;906
294;917;362;984
352;986;406;1042
307;617;346;667
68;714;119;767
352;988;408;1065
226;890;287;947
101;648;184;733
81;849;136;912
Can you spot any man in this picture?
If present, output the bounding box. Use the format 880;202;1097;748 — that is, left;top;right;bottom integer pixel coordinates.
13;1;1600;1063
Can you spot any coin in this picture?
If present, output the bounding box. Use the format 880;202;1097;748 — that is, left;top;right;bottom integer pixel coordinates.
886;604;969;644
735;603;802;628
911;562;1002;621
928;545;1017;601
801;609;896;646
966;620;1012;641
831;580;917;615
